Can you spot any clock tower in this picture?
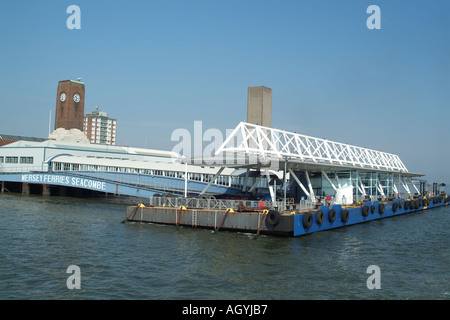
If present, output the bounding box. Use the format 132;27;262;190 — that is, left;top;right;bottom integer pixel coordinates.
54;79;85;130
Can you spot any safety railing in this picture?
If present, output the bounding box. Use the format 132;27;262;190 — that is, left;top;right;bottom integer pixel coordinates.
148;196;305;211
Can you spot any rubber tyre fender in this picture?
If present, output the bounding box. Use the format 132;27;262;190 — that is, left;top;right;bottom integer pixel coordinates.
265;210;280;227
371;205;376;214
328;209;336;223
399;199;404;209
341;210;349;223
392;202;398;213
379;203;385;215
362;205;370;217
415;200;421;209
404;201;410;210
302;212;313;229
316;210;325;225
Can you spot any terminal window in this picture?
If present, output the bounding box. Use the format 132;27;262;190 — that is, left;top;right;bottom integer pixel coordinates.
20;157;34;164
5;156;18;163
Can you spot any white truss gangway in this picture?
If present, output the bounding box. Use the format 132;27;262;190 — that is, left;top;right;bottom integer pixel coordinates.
215;122;411;174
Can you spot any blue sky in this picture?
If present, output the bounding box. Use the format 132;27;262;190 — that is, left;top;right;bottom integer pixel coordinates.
0;0;449;184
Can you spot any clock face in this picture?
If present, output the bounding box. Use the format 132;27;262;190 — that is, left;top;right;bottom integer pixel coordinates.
73;94;81;103
60;92;66;102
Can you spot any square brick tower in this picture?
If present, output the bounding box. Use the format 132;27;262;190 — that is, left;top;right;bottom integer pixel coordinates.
54;80;85;130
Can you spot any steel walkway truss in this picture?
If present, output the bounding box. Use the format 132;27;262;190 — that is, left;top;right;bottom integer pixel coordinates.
216;122;409;173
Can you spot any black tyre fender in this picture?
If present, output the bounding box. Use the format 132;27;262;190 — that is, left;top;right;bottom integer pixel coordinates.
316;210;324;225
379;203;385;215
341;209;349;223
328;209;336;223
265;210;280;227
362;205;370;217
302;212;313;229
399;199;404;208
392;202;398;213
404;201;410;210
371;205;376;214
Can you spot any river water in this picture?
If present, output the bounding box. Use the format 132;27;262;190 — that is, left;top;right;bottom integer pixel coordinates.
0;193;449;300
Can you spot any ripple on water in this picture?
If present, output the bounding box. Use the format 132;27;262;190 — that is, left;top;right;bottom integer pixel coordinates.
1;194;449;299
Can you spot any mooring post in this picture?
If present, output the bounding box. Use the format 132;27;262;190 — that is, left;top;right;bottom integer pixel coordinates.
22;182;30;195
42;184;50;196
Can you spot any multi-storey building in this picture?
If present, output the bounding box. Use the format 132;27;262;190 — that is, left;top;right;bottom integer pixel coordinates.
83;108;117;145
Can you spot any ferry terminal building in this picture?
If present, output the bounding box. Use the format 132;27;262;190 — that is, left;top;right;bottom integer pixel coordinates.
0;83;430;207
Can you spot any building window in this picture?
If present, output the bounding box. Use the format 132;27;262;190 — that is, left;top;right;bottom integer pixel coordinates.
5;156;18;163
0;156;3;163
20;157;34;164
54;162;62;171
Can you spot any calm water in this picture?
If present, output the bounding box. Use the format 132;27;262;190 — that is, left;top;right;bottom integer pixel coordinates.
0;193;449;300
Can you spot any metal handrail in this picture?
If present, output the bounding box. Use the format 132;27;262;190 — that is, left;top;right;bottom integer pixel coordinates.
148;196;302;211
